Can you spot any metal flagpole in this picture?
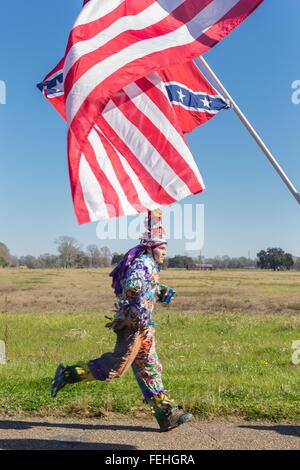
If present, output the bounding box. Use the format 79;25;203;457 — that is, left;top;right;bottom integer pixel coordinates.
198;56;300;206
148;210;152;239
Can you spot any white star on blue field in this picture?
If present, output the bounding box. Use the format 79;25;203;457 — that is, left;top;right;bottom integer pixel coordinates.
201;97;211;108
177;89;186;103
0;1;299;258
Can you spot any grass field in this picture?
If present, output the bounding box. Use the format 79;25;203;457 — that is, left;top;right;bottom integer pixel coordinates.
0;268;300;420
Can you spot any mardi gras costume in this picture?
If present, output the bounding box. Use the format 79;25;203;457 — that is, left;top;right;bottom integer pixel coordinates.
51;210;192;432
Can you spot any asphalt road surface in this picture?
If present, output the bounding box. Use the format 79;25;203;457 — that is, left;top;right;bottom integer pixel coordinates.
0;416;299;450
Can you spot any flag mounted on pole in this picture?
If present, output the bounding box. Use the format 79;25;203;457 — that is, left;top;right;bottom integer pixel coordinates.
38;60;228;133
38;0;264;223
38;66;206;222
64;0;263;152
37;60;228;222
159;61;229;134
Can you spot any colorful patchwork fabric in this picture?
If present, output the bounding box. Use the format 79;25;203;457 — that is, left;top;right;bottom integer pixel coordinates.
132;326;168;402
114;253;161;326
63;326;168;402
60;252;174;404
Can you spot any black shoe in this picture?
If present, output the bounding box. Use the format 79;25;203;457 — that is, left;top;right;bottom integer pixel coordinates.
51;364;66;398
157;408;193;432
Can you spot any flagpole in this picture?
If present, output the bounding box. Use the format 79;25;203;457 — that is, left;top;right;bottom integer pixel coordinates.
148;210;152;240
198;57;300;206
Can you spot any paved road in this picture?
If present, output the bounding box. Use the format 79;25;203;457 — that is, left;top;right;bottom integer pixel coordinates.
0;416;299;450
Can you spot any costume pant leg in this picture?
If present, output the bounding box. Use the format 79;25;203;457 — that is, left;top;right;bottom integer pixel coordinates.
64;326;142;384
131;326;168;403
131;326;186;429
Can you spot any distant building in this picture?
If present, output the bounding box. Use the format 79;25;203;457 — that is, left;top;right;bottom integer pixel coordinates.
193;263;215;271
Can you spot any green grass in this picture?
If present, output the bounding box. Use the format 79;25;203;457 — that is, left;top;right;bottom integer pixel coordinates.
1;312;300;420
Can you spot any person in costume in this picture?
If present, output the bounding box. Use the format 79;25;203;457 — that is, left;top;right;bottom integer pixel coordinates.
51;210;192;432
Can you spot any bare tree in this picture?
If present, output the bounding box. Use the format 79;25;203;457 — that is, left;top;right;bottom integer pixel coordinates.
87;245;102;267
0;242;11;267
19;255;38;269
55;236;82;268
38;253;60;268
99;246;112;267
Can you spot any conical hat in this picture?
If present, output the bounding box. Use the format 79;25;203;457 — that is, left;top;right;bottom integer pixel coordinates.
140;209;167;244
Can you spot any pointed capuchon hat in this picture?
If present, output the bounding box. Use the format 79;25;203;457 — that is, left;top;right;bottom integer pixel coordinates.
140;209;167;244
109;209;167;296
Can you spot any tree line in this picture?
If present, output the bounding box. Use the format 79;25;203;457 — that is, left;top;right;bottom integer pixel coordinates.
0;239;298;270
167;249;297;271
0;237;112;269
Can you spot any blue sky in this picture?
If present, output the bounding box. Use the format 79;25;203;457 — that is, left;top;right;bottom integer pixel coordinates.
0;0;299;258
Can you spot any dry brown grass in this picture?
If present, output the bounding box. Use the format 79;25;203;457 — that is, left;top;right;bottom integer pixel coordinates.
1;268;300;419
161;269;300;315
0;268;300;316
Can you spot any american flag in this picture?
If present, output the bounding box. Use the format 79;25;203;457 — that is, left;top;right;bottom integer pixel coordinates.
38;65;206;221
39;0;263;223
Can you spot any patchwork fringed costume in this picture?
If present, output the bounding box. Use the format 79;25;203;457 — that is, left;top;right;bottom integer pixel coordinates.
51;210;192;431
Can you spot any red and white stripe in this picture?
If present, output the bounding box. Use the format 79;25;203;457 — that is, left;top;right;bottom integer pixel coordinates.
74;71;205;223
40;0;263;223
65;0;263;132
